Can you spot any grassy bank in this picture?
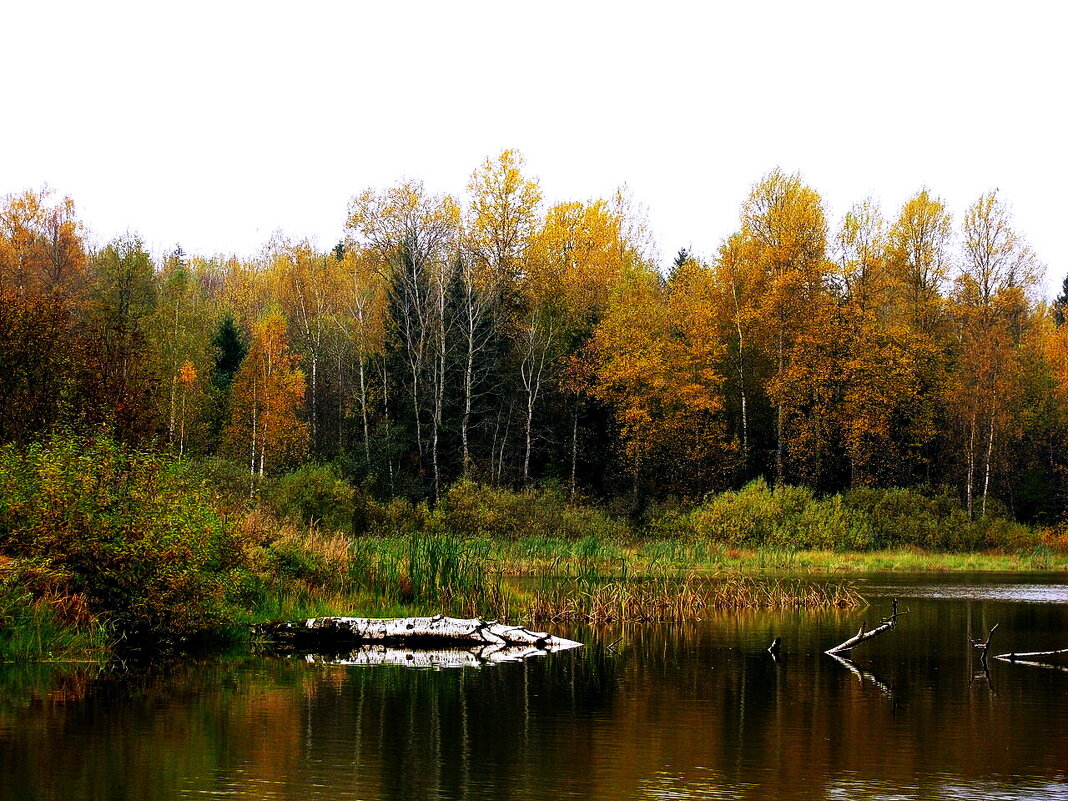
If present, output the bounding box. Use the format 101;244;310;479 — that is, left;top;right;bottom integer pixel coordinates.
2;437;1065;661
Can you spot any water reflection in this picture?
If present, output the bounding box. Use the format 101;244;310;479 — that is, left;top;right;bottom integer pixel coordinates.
1;575;1066;800
855;573;1068;604
302;640;583;669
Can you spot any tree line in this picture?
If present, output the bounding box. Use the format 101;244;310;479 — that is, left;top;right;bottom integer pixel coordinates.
3;152;1067;521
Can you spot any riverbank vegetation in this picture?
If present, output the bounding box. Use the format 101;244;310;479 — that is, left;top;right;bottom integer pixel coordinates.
2;436;1065;661
5;155;1068;659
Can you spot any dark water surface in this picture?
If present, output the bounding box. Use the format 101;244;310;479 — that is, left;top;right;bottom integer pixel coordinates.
2;574;1066;800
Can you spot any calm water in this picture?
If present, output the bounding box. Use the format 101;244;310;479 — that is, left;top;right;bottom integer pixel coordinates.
2;574;1066;800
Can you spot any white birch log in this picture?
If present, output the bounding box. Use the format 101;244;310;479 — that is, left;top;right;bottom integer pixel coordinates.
994;647;1068;665
258;614;582;652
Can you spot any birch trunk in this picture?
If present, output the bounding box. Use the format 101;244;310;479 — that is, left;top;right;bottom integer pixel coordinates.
981;377;997;519
520;312;553;486
727;267;749;457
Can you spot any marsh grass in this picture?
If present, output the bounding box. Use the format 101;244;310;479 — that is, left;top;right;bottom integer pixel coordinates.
498;537;1068;576
0;602;111;663
0;560;111;662
526;572;863;623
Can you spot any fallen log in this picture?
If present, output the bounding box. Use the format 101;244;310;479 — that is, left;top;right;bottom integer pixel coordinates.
256;614;583;652
994;647;1068;666
825;598;908;656
991;656;1068;673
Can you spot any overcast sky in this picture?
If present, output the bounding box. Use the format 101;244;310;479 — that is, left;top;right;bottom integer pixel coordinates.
3;1;1064;295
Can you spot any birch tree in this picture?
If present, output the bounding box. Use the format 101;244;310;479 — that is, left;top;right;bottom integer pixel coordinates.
739;169;829;484
952;191;1042;516
270;237;338;458
462;150;542;479
225;308;309;477
346;181;460;495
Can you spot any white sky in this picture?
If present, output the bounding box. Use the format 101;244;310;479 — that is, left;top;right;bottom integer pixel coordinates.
3;1;1065;295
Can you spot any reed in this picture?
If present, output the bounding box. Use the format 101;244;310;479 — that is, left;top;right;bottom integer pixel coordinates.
0;590;111;663
340;533;513;619
525;572;863;623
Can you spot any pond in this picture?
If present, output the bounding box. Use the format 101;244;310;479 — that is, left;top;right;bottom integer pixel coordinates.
1;574;1066;800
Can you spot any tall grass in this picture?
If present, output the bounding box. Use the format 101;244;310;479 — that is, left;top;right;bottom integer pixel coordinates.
0;558;111;662
526;572;863;623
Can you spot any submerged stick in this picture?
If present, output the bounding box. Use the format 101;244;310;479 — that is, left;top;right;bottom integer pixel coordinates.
991;657;1068;673
825;598;908;656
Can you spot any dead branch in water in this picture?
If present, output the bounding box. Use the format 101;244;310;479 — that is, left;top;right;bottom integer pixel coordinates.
969;622;999;664
825;598;909;656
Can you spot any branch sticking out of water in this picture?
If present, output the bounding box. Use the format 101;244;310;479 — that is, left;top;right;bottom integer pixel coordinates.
825;598;909;656
970;622;999;664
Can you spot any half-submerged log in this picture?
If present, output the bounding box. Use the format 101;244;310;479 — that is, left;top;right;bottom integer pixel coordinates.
994;647;1068;669
825;599;908;656
256;615;583;652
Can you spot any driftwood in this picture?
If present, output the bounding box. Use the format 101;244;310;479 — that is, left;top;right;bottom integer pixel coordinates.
256;615;582;653
993;647;1068;670
825;599;908;656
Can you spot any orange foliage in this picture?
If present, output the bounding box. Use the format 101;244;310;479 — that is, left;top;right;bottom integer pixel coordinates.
225;309;309;475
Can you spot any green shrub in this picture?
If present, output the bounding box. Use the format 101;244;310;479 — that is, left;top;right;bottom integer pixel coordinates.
265;525;353;589
268;464;355;533
187;456;264;513
363;496;430;538
979;516;1040;552
435;480;630;541
0;436;251;640
680;480;875;551
684;479;824;549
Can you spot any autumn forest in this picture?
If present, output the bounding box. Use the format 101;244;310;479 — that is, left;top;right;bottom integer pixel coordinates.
3;151;1067;523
